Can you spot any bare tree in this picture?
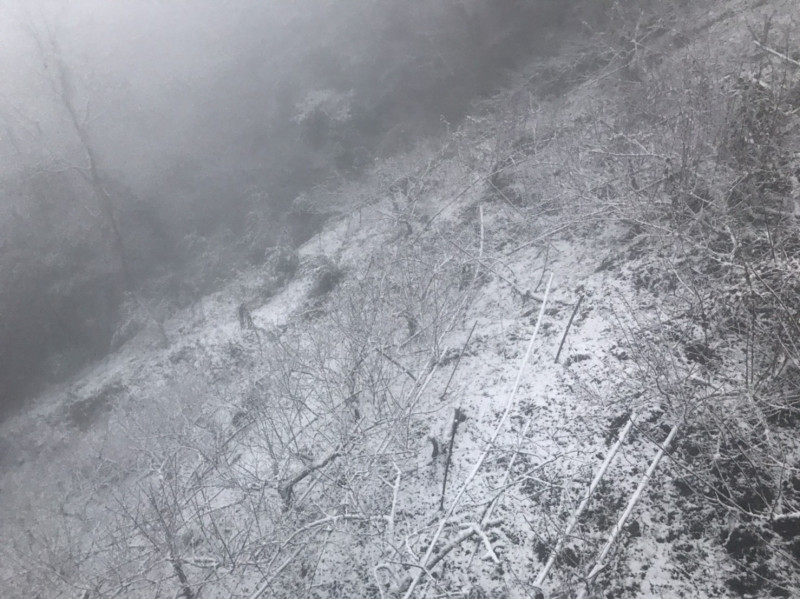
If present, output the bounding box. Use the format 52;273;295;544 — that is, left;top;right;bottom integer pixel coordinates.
21;10;131;288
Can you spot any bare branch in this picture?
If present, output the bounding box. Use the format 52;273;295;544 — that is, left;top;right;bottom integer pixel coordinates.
402;274;554;598
752;38;800;68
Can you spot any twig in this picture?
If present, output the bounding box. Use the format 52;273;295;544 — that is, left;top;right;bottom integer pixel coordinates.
415;159;517;242
578;421;681;599
278;449;342;509
401;274;554;598
533;246;550;294
468;418;532;569
248;545;304;599
439;407;467;510
479;205;485;259
773;511;800;522
423;519;501;572
444;235;540;300
482;418;532;525
397;520;503;592
506;209;611;256
439;321;478;400
373;564;396;599
752;38;800;68
402;356;440;419
388;464;402;537
533;412;638;590
376;346;418;382
554;295;584;363
467;523;500;563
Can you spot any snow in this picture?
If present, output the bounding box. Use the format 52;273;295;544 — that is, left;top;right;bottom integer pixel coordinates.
4;1;800;597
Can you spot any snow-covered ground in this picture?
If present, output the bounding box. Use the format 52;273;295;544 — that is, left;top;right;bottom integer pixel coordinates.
3;1;800;597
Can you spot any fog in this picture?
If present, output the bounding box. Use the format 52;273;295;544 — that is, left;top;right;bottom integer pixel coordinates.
0;0;576;414
1;1;279;181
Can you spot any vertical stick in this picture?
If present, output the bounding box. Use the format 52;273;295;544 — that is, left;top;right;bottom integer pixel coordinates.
439;407;466;510
554;295;584;363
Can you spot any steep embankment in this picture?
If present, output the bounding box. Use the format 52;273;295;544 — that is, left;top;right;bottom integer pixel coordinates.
2;1;800;598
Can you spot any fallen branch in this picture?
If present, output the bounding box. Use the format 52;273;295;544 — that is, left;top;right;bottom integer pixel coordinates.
397;519;503;593
752;38;800;68
533;412;638;590
578;421;681;599
467;522;500;563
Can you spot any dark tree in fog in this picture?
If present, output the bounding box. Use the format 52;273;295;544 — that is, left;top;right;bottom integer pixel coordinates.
24;17;131;289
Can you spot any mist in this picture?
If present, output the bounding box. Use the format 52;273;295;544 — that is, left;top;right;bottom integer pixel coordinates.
0;0;577;414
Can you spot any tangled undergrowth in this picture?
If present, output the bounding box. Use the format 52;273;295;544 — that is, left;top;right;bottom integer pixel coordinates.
3;3;800;599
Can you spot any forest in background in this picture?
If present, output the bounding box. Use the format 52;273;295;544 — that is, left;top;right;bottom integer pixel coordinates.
0;0;609;413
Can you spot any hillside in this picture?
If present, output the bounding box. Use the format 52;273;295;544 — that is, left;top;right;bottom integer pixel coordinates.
2;1;800;598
